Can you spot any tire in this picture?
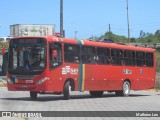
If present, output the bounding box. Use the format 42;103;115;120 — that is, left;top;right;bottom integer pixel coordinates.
115;81;130;97
30;91;38;100
89;91;104;97
122;81;130;96
63;81;71;100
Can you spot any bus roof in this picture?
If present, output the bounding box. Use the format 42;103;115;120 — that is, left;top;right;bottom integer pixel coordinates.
11;36;155;52
49;36;155;53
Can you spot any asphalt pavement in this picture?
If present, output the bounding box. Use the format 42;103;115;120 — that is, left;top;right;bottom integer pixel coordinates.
0;87;160;120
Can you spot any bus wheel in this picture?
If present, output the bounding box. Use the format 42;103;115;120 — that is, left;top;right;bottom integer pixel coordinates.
89;91;104;97
30;91;38;100
63;81;71;100
122;81;130;96
115;81;130;97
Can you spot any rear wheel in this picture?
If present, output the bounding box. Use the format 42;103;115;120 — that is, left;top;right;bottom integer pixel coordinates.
115;81;130;96
122;81;130;96
89;91;104;97
63;81;71;100
30;91;38;100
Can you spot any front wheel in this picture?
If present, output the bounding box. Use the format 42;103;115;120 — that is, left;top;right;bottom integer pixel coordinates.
30;91;38;100
63;81;71;100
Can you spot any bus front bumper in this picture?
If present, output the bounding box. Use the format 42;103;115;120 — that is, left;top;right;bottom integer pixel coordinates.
7;83;46;91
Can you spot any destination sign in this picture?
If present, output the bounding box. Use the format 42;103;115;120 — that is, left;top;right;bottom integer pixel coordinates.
18;39;38;44
10;38;46;46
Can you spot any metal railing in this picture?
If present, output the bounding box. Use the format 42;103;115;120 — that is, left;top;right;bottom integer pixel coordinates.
126;43;160;48
155;73;160;89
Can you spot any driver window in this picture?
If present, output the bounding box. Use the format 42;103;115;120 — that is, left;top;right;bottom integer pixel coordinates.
49;42;62;69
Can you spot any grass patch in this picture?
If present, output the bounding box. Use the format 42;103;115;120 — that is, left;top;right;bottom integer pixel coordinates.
147;88;160;92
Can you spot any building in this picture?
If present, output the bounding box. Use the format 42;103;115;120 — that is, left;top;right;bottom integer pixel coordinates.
10;24;55;37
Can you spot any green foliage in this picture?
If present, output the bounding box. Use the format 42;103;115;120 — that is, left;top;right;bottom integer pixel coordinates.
99;32;128;43
96;30;160;44
0;42;2;47
0;42;9;54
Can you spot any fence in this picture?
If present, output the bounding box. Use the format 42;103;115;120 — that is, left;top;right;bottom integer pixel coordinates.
155;73;160;89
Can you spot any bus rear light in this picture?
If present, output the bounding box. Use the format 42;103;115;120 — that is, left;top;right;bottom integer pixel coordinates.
36;77;50;85
7;78;13;84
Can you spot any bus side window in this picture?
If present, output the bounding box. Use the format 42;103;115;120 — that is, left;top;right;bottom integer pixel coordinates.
146;52;154;67
81;46;96;64
111;49;123;66
97;48;105;64
136;52;145;67
106;48;111;64
49;42;62;69
124;50;135;66
64;44;80;63
97;47;110;64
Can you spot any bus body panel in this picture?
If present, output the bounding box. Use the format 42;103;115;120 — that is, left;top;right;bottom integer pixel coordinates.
7;36;156;94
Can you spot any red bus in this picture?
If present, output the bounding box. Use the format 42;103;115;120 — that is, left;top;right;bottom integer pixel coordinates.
7;36;156;100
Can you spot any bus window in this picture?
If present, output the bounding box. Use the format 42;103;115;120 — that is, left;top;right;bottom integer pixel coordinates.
97;48;110;64
64;44;80;63
81;46;96;64
111;49;123;65
106;48;111;64
97;48;106;64
136;52;145;66
146;52;154;67
8;38;47;72
49;42;62;69
124;50;135;66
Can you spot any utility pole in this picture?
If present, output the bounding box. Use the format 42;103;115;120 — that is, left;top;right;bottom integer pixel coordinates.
126;0;130;43
109;24;111;39
60;0;63;38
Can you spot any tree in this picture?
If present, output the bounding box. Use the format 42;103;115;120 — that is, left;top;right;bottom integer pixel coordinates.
155;30;160;39
139;30;146;38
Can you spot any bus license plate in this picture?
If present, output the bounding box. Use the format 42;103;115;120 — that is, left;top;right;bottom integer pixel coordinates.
25;80;33;83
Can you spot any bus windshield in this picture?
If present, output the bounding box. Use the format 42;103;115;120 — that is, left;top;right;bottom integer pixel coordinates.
8;38;46;75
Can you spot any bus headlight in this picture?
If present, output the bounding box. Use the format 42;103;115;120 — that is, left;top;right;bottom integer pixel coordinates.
8;78;14;84
36;77;50;85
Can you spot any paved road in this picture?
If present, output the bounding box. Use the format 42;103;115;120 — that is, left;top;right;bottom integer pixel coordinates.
0;87;160;120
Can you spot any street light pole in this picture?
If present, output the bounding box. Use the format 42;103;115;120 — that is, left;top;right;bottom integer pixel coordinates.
126;0;130;43
60;0;63;38
75;31;78;39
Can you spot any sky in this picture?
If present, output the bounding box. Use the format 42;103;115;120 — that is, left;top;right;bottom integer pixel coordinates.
0;0;160;39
